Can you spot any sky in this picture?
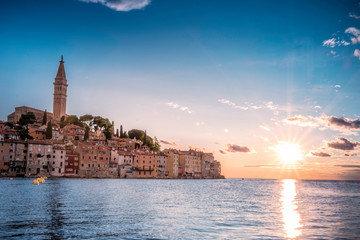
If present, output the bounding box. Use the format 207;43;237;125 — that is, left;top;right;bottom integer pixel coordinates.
0;0;360;180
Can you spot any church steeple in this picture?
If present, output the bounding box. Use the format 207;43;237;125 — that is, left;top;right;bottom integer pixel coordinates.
53;56;68;121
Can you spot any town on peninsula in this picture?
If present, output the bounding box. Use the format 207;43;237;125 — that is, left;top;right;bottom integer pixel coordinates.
0;57;222;179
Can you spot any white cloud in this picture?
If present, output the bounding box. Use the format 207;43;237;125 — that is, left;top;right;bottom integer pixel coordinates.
351;36;360;44
79;0;151;11
165;102;192;114
218;99;248;110
335;85;341;88
259;125;271;131
330;50;336;55
314;105;322;109
354;49;360;60
345;27;360;37
323;38;336;48
349;13;360;19
195;121;204;126
218;99;278;114
323;37;350;47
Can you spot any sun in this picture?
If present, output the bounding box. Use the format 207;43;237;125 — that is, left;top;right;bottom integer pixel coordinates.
274;141;303;164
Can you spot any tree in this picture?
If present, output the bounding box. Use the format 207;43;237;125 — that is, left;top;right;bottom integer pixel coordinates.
128;129;144;140
46;121;52;139
120;125;124;138
80;114;94;128
60;116;66;128
116;129;119;137
143;130;147;146
17;112;36;140
42;110;47;125
123;131;128;138
84;126;90;141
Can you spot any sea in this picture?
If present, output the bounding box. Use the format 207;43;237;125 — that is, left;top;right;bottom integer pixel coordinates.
0;178;359;239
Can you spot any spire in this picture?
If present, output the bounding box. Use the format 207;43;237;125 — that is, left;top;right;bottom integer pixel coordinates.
55;55;66;81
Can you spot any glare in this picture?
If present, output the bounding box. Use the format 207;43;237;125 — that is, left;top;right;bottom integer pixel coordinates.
274;141;303;164
281;179;302;239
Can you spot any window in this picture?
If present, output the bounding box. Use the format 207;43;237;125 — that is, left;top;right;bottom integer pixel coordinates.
60;156;63;159
59;169;61;173
60;162;63;167
53;161;55;165
88;164;90;167
52;168;55;171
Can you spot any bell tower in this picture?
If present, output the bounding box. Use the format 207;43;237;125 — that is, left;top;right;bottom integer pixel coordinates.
53;55;68;121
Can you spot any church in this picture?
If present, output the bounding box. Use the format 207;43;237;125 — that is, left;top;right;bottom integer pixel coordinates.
7;56;68;124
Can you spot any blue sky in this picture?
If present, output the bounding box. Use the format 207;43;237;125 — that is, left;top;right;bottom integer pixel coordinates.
1;0;360;179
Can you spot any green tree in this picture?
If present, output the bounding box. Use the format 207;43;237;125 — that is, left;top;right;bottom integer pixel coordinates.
60;116;66;128
42;110;47;125
116;129;119;137
123;131;128;138
80;114;94;128
143;130;147;146
17;112;36;140
46;121;52;139
84;126;90;141
128;129;144;140
120;125;124;138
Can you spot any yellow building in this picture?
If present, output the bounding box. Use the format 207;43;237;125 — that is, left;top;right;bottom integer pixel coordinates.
135;151;156;178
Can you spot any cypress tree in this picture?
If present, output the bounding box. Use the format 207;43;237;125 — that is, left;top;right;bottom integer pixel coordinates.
84;126;89;141
116;129;119;137
143;130;147;146
120;125;124;138
46;121;52;139
42;110;47;125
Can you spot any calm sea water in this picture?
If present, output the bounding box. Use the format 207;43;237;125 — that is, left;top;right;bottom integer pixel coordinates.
0;178;359;239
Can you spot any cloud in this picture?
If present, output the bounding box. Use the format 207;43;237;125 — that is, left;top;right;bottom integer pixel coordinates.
244;164;280;168
349;13;360;19
165;102;192;114
259;125;271;131
283;115;360;135
334;85;341;88
226;144;251;153
322;38;350;47
79;0;151;11
195;121;204;126
354;49;360;60
219;150;226;154
345;27;360;37
159;140;177;146
335;165;360;168
218;99;248;110
310;151;331;157
327;116;360;130
218;99;278;113
323;38;337;48
330;50;337;55
328;137;359;151
283;115;319;127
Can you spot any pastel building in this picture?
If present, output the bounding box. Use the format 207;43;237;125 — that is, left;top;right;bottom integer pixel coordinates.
163;149;179;178
135;151;156;178
50;146;66;177
78;144;110;178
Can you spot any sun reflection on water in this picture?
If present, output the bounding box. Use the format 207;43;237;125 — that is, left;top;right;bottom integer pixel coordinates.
281;179;302;239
